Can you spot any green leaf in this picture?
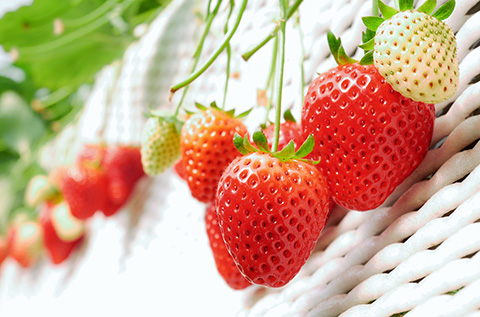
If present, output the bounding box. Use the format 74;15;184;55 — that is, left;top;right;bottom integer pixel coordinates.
417;0;437;15
274;141;295;161
362;16;385;32
399;0;414;11
283;109;296;123
292;134;315;159
378;0;399;18
235;108;252;119
359;38;375;51
359;50;374;65
432;0;455;20
252;129;271;153
233;133;250;155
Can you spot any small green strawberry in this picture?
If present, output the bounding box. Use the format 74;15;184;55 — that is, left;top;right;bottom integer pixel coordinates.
360;0;458;104
141;113;181;176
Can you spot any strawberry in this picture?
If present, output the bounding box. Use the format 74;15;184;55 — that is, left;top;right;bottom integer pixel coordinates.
102;146;145;216
216;132;330;287
141;114;181;176
181;106;249;203
40;202;83;265
77;143;105;165
205;203;251;290
8;218;44;268
0;234;8;267
25;175;60;208
51;202;85;241
60;163;107;220
173;160;186;180
361;0;458;103
302;32;435;211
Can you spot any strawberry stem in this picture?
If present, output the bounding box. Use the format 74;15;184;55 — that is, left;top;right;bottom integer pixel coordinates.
372;0;379;16
272;0;288;153
222;0;235;110
263;35;278;126
169;0;248;99
242;0;303;61
174;0;222;116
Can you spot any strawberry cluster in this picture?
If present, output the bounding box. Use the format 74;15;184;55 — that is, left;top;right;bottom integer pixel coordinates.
0;145;145;268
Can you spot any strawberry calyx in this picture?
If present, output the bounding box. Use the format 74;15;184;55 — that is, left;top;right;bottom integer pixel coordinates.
359;0;456;65
327;30;358;66
148;110;184;134
234;129;318;163
187;101;252;120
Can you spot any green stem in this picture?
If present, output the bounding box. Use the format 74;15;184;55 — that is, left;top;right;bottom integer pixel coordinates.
169;0;248;99
372;0;379;16
272;0;288;153
173;0;222;116
297;14;305;107
222;0;235;110
264;35;278;126
242;0;303;61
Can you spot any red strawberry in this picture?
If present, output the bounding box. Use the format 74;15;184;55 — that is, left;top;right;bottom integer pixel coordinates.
77;143;105;165
264;121;305;151
39;202;83;265
61;163;107;220
102;146;145;216
8;219;44;268
173;160;186;181
0;234;8;267
205;203;251;290
181;107;248;203
216;152;330;287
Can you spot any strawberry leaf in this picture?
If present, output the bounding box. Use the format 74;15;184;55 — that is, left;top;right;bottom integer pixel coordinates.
359;38;375;51
194;102;208;111
283;109;296;123
432;0;455;20
399;0;414;11
362;29;376;44
233;133;250;155
274;141;295;161
378;0;399;19
362;16;385;32
292;135;315;159
418;0;437;15
235;108;253;119
252;129;271;153
359;50;374;65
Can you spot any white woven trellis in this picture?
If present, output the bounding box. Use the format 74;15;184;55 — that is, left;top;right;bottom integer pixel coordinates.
1;0;480;316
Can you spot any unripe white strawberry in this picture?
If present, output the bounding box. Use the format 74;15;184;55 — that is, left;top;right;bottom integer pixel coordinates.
374;10;458;104
141;116;181;176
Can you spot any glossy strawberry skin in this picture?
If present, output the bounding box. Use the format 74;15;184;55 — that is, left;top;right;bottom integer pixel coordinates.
264;121;305;151
61;164;107;220
102;146;145;216
302;63;435;211
181;108;248;203
205;203;251;290
216;153;330;288
39;202;83;265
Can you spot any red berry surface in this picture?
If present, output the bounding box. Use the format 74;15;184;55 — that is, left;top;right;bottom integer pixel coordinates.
302;63;435;211
264;121;305;151
216;152;330;287
8;220;43;268
205;203;251;290
61;163;107;220
181;108;248;203
39;202;83;265
0;234;8;267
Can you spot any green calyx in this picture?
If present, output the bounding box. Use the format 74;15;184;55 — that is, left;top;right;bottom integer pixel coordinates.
234;129;319;163
327;30;358;66
148;110;184;134
187;101;252;120
359;0;456;65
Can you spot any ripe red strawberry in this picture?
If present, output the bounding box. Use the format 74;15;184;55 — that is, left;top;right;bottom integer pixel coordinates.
205;203;251;290
181;107;248;203
60;163;107;220
102;146;145;216
216;151;330;287
8;219;44;268
302;62;435;211
173;160;186;180
39;202;84;265
264;121;305;151
77;143;105;165
0;234;8;267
